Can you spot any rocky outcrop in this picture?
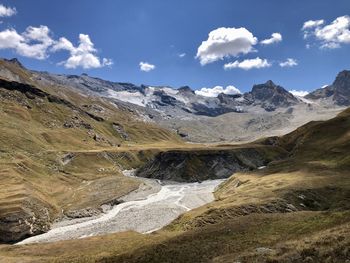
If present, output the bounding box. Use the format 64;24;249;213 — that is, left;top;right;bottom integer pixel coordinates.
178;86;195;95
136;147;287;182
0;198;54;243
153;90;177;106
305;70;350;106
332;70;350;105
305;85;334;100
112;123;129;140
246;80;299;111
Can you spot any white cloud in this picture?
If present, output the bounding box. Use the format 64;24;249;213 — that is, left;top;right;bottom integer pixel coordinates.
224;57;271;70
178;53;186;58
289;90;309;97
0;6;111;69
302;19;324;30
0;29;24;49
195;85;241;97
260;33;282;45
102;58;113;66
52;34;113;69
139;61;155;72
0;4;16;17
279;58;298;68
0;24;112;69
302;15;350;49
196;27;258;65
0;26;54;59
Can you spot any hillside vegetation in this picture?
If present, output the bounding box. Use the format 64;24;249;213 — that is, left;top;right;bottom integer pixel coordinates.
1;104;349;261
0;59;183;242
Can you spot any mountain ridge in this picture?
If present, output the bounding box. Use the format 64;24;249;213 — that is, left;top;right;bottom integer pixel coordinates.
306;70;350;106
0;58;347;144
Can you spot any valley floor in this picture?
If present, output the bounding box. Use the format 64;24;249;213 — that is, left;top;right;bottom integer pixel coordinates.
17;174;223;244
1;108;350;262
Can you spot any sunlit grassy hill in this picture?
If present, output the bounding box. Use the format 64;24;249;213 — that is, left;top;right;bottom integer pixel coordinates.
0;59;183;242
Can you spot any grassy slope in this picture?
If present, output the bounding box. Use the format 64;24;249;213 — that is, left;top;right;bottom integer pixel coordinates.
0;59;184;242
1;112;349;261
0;59;349;261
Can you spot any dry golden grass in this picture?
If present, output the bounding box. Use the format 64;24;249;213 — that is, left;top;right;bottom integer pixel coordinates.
0;59;185;243
1;211;348;263
1;59;350;262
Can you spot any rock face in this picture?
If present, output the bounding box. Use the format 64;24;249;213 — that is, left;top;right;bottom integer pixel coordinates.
306;70;350;105
4;58;25;68
333;70;350;105
305;85;334;100
246;80;299;111
1;57;348;119
27;63;300;117
136;147;287;182
112;123;129;140
0;198;53;243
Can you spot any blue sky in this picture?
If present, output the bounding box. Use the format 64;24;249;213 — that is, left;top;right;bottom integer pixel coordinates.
0;0;349;94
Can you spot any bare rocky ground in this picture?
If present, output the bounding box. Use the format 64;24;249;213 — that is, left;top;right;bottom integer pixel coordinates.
161;103;345;143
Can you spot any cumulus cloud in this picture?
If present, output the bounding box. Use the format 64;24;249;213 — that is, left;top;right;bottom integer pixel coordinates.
0;4;16;17
0;25;112;69
260;33;282;45
52;34;113;69
196;27;258;65
289;90;309;97
224;57;271;70
302;19;324;30
195;85;241;97
139;61;155;72
0;26;54;59
0;5;111;69
279;58;298;68
302;15;350;49
178;53;186;58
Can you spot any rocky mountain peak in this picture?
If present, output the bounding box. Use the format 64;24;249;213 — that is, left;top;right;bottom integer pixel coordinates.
251;81;289;97
4;58;25;68
333;70;350;89
249;81;298;110
264;80;276;87
332;70;350;105
305;69;350;105
217;92;242;102
178;86;194;94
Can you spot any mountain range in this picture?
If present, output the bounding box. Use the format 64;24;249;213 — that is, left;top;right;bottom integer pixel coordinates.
1;58;348;143
0;56;349;262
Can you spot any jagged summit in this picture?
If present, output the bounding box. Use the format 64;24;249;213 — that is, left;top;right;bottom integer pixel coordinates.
0;57;348;115
306;69;350;106
248;80;298;110
264;80;276;87
333;70;350;106
178;86;194;94
4;58;25;68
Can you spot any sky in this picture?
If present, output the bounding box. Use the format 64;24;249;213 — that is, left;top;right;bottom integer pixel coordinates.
0;0;349;95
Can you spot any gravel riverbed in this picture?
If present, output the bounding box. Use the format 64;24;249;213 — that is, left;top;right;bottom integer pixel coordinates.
18;171;224;244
